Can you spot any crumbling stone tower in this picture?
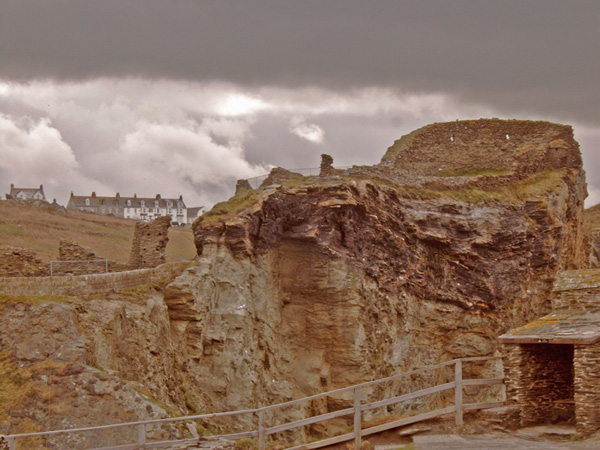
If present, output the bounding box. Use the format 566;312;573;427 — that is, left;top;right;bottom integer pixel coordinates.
128;215;171;269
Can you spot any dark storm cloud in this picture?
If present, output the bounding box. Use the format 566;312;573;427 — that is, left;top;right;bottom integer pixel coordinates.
1;1;599;123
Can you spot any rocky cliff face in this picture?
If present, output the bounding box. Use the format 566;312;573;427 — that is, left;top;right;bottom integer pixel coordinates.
187;119;587;414
0;120;589;446
0;289;199;448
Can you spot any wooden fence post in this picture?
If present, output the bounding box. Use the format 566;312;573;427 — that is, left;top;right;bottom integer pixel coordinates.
353;387;361;450
138;423;146;449
6;436;15;450
455;359;463;427
258;409;266;450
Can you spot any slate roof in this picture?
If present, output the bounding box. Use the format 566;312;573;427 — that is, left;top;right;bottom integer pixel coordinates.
498;312;600;345
9;184;45;200
68;193;186;209
187;206;206;217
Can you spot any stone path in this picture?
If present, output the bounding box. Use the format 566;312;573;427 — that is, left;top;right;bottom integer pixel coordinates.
413;434;600;450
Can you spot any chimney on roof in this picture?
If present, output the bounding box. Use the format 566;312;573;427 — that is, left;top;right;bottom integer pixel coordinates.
134;193;137;198
92;192;96;197
116;192;120;198
179;195;183;201
40;184;43;190
156;194;161;199
10;184;14;189
70;191;74;197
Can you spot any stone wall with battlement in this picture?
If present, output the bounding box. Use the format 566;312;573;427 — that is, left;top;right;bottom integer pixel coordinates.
0;263;188;297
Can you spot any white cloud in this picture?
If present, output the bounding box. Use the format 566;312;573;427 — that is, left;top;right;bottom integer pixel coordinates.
120;119;266;187
201;117;252;145
1;77;598;209
0;114;79;179
216;93;269;117
289;117;325;143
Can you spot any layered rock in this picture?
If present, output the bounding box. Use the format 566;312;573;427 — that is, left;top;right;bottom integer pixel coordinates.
0;120;589;446
0;292;196;448
187;120;587;417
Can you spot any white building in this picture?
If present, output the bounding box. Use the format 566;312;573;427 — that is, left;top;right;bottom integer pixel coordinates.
186;206;207;224
7;184;46;201
67;192;188;224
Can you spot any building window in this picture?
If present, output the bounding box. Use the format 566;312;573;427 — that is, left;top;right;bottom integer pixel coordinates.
85;198;90;206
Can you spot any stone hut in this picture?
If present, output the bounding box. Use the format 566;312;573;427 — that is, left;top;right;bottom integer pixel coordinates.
500;270;600;434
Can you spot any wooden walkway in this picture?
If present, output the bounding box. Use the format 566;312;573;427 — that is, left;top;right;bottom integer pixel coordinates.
413;434;600;450
4;356;504;450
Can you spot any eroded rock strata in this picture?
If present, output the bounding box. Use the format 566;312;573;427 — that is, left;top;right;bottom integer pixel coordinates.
187;119;587;413
0;119;590;444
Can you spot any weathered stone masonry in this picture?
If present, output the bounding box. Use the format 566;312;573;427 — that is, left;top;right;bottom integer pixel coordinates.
0;246;48;277
501;269;600;435
502;343;574;426
129;215;171;269
56;240;132;275
0;263;187;297
574;341;600;435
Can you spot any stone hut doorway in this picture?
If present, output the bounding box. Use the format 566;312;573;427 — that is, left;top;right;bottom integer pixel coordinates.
500;312;600;435
501;341;575;427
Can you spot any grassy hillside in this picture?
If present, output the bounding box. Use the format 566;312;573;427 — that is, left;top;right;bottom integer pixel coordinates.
584;203;600;234
0;200;196;264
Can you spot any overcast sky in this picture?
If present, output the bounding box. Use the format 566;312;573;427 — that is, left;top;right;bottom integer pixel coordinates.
1;0;599;207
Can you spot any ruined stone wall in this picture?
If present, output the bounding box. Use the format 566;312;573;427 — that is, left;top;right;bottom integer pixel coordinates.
379;119;581;182
259;167;303;188
552;269;600;314
128;216;171;269
574;341;600;435
0;263;187;297
55;240;132;275
554;290;600;315
0;246;48;277
58;239;97;262
318;154;343;177
503;343;574;427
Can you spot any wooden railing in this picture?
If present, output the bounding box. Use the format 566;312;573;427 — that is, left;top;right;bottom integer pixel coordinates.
3;356;504;450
